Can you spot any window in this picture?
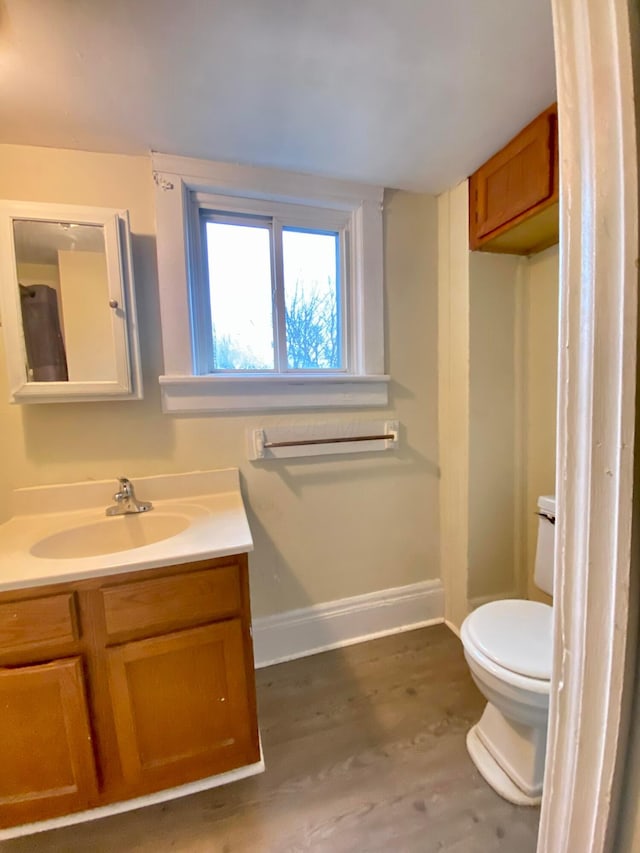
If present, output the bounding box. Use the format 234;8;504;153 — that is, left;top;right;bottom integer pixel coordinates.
153;155;387;412
196;202;347;375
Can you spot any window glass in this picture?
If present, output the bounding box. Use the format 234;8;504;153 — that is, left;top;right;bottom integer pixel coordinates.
203;218;343;374
204;221;274;370
283;228;341;370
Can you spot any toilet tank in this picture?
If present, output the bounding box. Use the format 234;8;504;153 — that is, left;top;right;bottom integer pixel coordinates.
534;495;556;596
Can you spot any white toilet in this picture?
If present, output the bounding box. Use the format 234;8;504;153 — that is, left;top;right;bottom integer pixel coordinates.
460;495;555;806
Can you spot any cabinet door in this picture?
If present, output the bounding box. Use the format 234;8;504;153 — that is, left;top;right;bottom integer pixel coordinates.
470;105;557;246
106;620;259;794
0;657;98;828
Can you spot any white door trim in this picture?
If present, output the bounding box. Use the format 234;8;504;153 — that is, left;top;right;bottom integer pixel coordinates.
539;1;639;851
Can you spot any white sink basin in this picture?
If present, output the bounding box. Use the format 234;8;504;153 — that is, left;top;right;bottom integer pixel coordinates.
0;469;254;592
30;512;191;560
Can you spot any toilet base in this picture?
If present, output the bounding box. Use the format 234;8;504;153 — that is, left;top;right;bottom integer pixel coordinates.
466;725;541;806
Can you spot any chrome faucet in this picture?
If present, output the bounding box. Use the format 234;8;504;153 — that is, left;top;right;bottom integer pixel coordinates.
105;477;153;516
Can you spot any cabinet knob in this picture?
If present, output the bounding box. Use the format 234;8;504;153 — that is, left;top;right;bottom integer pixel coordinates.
108;299;119;309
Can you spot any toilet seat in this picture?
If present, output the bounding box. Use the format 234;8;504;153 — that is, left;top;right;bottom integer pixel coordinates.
461;599;553;692
463;631;550;696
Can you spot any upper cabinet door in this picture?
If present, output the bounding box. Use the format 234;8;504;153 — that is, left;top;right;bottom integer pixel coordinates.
0;201;143;403
469;105;559;254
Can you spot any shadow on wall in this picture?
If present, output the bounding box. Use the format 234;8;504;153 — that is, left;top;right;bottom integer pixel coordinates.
130;233;165;382
239;430;440;626
248;430;440;500
243;498;311;622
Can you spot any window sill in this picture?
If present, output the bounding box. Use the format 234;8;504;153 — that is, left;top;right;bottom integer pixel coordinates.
158;374;390;413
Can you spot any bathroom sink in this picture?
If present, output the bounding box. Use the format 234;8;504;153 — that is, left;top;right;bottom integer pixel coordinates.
30;512;191;560
0;469;254;591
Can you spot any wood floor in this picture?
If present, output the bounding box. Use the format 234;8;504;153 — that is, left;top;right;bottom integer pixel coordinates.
4;625;540;852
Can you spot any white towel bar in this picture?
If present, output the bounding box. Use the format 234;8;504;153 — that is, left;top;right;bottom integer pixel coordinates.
248;421;399;460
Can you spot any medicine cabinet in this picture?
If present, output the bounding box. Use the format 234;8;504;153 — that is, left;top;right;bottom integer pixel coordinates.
0;201;142;403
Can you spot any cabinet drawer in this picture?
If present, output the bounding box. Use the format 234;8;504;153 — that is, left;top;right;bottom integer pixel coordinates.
0;593;78;653
101;564;242;641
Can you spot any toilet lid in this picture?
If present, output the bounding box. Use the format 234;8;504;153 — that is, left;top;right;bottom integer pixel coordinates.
466;600;553;680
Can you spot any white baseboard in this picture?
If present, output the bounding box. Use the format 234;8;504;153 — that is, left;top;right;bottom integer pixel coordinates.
252;579;444;668
444;619;461;638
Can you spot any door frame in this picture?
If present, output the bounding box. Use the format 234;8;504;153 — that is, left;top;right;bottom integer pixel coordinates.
538;1;639;850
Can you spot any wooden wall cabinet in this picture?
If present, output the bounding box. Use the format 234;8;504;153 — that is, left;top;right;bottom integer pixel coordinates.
469;104;559;255
0;555;260;831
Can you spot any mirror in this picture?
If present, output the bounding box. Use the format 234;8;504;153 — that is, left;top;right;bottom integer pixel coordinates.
0;202;142;402
14;220;114;383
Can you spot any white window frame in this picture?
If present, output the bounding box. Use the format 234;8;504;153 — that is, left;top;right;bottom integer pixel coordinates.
152;153;388;413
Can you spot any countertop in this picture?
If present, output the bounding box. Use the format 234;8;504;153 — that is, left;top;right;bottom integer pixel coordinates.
0;469;253;592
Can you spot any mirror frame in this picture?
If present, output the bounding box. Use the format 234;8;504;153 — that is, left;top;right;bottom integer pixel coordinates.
0;201;142;403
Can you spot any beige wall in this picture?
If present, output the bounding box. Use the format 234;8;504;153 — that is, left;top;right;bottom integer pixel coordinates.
468;252;523;602
437;182;470;626
468;245;558;605
523;245;559;602
438;183;526;619
0;144;440;618
437;182;559;616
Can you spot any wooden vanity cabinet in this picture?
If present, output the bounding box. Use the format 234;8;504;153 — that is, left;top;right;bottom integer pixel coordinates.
0;554;259;830
469;103;559;254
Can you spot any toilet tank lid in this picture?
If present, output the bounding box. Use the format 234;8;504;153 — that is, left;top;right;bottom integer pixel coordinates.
537;495;556;516
466;600;553;680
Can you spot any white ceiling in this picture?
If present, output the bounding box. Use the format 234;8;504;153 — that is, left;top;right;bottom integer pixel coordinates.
0;0;556;193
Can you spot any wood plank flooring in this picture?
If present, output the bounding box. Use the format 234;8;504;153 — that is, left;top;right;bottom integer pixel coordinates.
3;625;540;852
